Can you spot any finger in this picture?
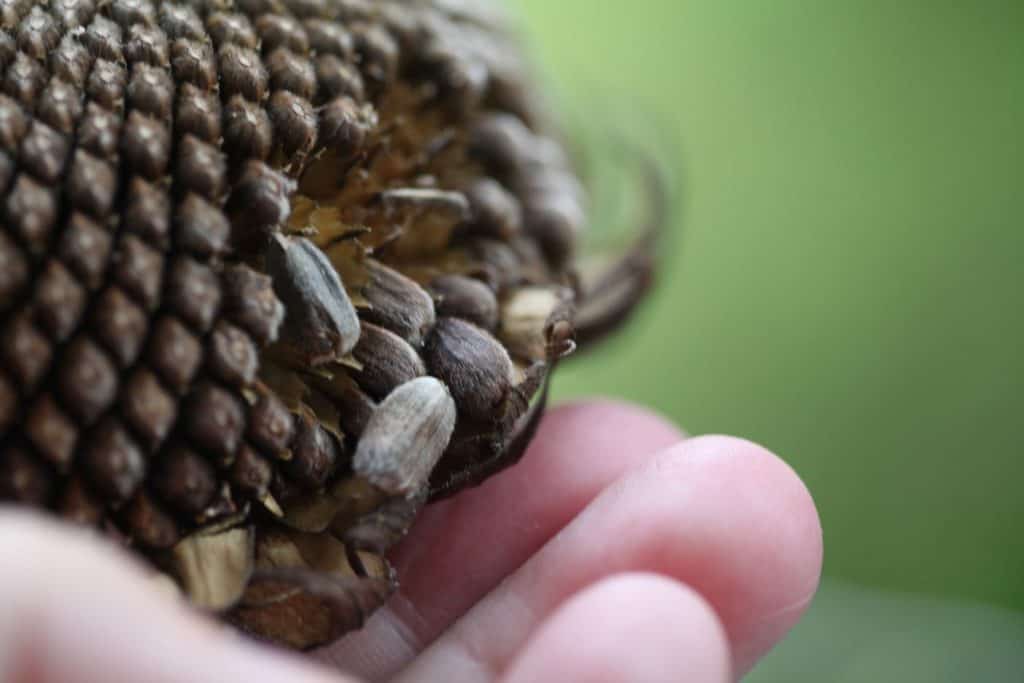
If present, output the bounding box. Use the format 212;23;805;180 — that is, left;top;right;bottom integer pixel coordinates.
0;510;355;683
318;400;683;678
499;573;731;683
395;436;823;681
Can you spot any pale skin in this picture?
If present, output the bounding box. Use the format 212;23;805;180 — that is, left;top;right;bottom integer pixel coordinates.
0;401;822;682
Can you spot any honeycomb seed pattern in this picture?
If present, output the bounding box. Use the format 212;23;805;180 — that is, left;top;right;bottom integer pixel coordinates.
0;0;601;648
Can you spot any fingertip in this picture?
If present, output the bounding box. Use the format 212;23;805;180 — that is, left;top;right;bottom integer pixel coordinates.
643;435;823;673
500;572;731;683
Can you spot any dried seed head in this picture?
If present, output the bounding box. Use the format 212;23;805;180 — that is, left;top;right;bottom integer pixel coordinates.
354;376;456;497
0;0;660;653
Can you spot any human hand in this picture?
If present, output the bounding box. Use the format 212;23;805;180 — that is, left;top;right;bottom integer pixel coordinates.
0;401;821;682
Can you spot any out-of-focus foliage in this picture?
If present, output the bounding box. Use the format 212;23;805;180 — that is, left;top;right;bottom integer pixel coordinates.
514;0;1024;677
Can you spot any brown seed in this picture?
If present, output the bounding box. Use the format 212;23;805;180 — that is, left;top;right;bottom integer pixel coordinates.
52;34;94;87
34;260;87;343
227;160;296;245
153;446;217;516
247;391;295;457
37;79;84;136
83;16;124;62
122;491;180;549
464;177;522;239
82;417;146;503
0;372;15;432
122;111;170;180
223;95;273;162
230;444;273;498
127;63;174;119
354;376;456;497
57;337;119;425
0;445;53;505
318;96;375;159
78;104;121;159
166;257;221;332
1;314;52;392
59;476;105;527
125;24;171;67
351;22;398;88
222;264;286;345
159;3;204;41
109;0;156;30
176;84;221;144
25;396;78;471
20;121;70;185
284;411;343;490
207;322;259;388
4;53;47;106
468;113;532;180
0;94;28;153
305;19;354;58
424;317;513;423
523;183;585;268
52;0;88;26
266;234;361;366
67;151;117;219
208;12;258;49
430;274;499;331
114;235;164;311
350;323;426;401
362;260;436;347
120;369;177;450
147;316;203;395
255;13;309;54
120;179;167;249
5;175;58;255
183;384;246;465
219;43;269;101
266;47;317;100
91;286;148;368
175;192;230;256
315;54;365;102
17;7;61;61
86;58;128;110
171;38;216;91
0;231;29;311
268;90;317;161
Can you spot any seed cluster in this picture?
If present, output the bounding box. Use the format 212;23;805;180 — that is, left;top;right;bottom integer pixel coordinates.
0;0;642;650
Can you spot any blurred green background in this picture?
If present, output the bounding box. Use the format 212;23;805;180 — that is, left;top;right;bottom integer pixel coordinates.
513;0;1024;679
